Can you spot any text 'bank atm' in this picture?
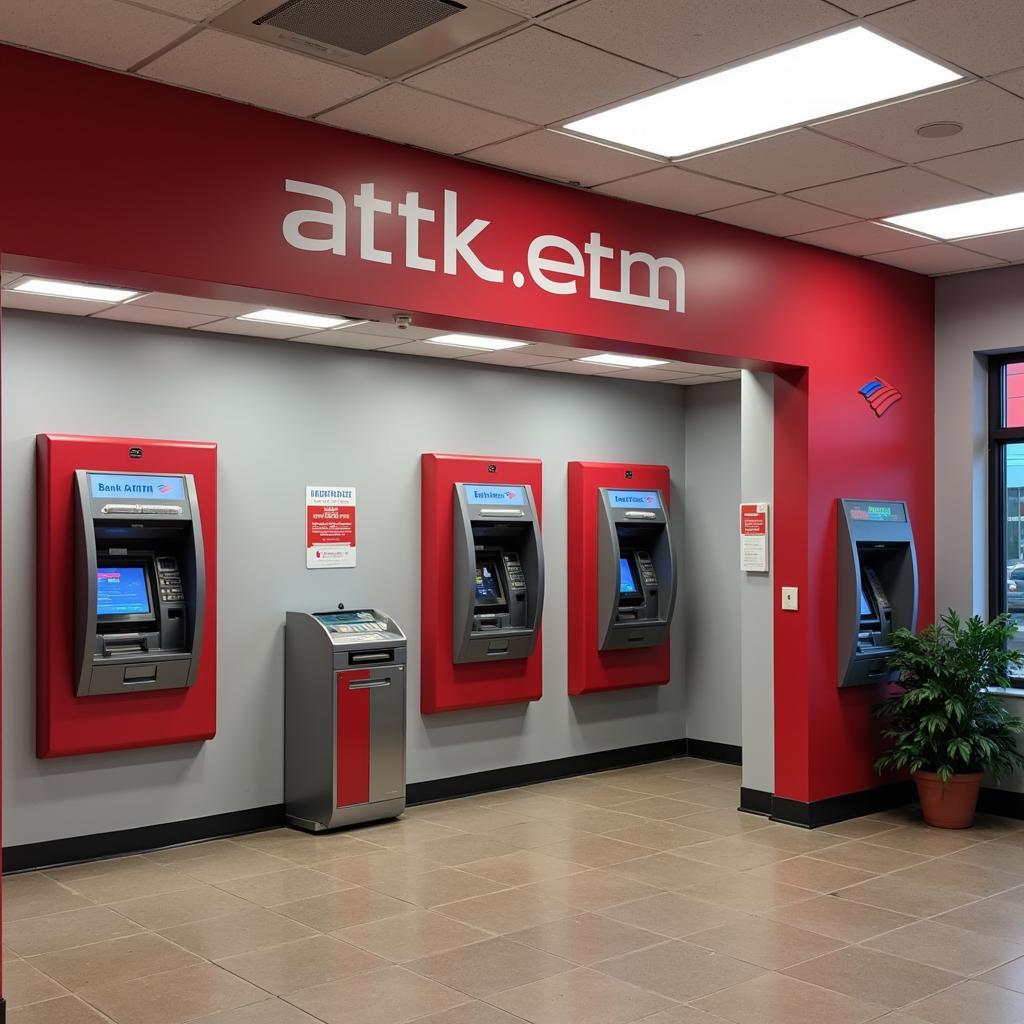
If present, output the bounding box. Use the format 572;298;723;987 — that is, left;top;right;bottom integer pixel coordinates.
74;470;205;697
453;482;544;663
838;498;918;687
598;488;676;651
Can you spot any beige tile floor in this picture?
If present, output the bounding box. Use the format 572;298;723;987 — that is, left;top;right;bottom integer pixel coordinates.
4;757;1024;1024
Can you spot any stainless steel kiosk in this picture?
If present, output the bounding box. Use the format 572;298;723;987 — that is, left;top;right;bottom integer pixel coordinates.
285;608;406;831
837;498;918;688
453;482;544;664
598;488;676;651
74;470;205;697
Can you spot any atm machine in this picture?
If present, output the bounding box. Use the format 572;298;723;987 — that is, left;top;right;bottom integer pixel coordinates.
837;498;918;687
74;470;205;696
285;608;407;831
598;488;676;651
452;482;544;664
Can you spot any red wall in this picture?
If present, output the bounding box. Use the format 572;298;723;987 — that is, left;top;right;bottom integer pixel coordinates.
0;45;934;806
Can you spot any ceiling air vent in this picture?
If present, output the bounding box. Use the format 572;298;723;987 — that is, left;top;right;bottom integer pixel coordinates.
213;0;522;78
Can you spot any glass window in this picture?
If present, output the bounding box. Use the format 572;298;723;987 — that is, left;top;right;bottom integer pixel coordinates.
990;358;1024;677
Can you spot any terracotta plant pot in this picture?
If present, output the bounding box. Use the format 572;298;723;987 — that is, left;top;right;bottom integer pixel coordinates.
912;770;984;829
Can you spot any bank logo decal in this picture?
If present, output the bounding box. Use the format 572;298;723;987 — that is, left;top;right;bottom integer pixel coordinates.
859;378;902;418
158;484;173;493
282;180;685;314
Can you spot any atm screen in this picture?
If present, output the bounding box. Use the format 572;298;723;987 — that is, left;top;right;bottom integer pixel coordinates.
475;562;504;605
97;566;151;617
619;556;638;595
859;585;871;618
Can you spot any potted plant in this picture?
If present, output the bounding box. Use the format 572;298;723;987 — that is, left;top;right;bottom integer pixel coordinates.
874;610;1024;829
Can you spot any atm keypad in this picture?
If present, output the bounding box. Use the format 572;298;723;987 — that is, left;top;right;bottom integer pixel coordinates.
503;554;526;591
636;552;658;587
158;560;184;603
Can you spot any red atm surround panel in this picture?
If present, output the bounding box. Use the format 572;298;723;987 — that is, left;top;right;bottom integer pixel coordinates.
421;453;543;714
36;434;218;758
568;461;672;695
337;669;371;807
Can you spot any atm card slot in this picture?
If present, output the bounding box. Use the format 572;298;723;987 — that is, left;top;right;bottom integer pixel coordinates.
349;650;394;665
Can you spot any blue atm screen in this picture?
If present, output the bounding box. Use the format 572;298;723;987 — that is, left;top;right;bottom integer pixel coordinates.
608;490;661;509
619;557;638;595
90;474;185;500
97;567;151;617
475;564;501;601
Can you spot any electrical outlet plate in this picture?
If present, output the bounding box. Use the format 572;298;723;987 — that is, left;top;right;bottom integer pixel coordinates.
781;587;799;611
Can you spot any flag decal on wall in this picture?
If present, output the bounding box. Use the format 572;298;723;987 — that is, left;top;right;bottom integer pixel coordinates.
858;378;902;417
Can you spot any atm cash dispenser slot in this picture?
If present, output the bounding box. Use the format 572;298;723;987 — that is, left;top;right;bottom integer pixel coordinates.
453;483;544;664
598;489;677;651
74;471;205;697
837;498;918;688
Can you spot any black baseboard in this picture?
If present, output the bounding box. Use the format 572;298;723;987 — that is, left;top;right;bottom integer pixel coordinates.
3;804;284;873
739;786;773;815
770;780;916;829
3;738;743;872
686;739;742;765
407;738;690;804
978;785;1024;820
1;995;5;1023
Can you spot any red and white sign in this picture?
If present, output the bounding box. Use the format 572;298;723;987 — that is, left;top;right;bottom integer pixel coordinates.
740;502;769;572
306;486;356;568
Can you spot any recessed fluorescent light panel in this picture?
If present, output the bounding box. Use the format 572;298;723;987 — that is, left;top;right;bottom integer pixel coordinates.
578;353;670;369
427;334;529;351
12;278;140;302
564;27;961;158
884;192;1024;239
238;308;351;329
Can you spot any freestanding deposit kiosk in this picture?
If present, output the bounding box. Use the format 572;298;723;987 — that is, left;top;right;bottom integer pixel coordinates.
837;498;918;687
285;608;407;831
74;470;205;697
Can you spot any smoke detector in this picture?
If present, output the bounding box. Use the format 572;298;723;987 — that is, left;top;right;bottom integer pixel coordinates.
916;121;963;138
213;0;521;78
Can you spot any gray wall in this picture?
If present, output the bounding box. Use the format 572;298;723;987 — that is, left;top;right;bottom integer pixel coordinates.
3;309;720;846
682;382;742;747
935;265;1024;793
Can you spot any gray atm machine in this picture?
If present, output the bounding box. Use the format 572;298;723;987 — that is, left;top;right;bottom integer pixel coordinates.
838;498;918;687
74;470;205;697
598;488;676;650
453;482;544;663
285;608;406;832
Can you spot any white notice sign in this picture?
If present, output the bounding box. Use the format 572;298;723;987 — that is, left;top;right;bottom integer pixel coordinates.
740;502;769;573
306;486;356;569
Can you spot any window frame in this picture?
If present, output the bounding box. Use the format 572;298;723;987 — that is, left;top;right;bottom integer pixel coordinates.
988;353;1024;624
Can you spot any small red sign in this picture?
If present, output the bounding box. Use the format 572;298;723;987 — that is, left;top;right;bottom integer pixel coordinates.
740;504;767;536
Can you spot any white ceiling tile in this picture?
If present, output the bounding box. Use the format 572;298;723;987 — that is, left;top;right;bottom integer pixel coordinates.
466;130;660;186
920;140;1024;194
0;0;189;71
679;129;899;193
790;220;933;256
132;0;235;20
132;292;260;317
1;291;116;316
992;67;1024;101
289;329;397;350
868;244;1006;274
544;0;850;78
318;85;532;155
702;196;858;236
666;373;734;385
594;166;768;215
93;304;219;327
407;26;671;124
868;0;1024;76
196;317;308;339
535;360;619;374
524;342;610;359
959;230;1024;261
601;366;694;382
140;29;378;116
814;82;1024;163
669;361;734;374
791;167;988;219
461;350;566;367
380;341;471;358
355;321;444;341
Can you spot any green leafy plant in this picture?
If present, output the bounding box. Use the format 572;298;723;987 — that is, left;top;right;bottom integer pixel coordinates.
874;610;1024;782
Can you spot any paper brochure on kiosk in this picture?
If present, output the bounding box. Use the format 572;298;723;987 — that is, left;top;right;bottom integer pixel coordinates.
306;486;356;569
